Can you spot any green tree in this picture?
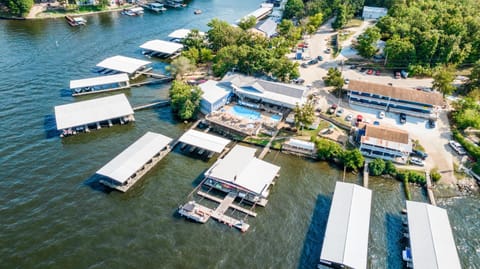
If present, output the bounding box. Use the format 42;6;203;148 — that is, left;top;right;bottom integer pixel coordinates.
314;138;343;161
99;0;109;8
340;149;365;171
432;65;455;97
207;19;244;52
430;168;441;183
169;81;203;120
166;56;195;80
369;158;386;176
3;0;34;17
465;60;480;92
384;160;397;176
293;101;316;131
283;0;304;19
277;19;302;45
323;68;344;90
182;29;206;50
332;4;348;30
384;35;416;67
305;12;323;34
238;16;257;30
355;27;381;58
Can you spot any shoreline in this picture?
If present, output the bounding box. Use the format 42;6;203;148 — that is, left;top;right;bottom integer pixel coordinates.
0;4;132;20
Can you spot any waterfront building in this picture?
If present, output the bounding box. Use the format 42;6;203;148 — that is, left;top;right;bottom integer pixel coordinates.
203;145;280;205
54;94;134;137
347;80;444;119
250;18;278;38
69;73;130;96
221;73;308;110
319;182;372;269
237;3;273;24
405;201;461;269
97;132;173;192
95;55;151;78
177;129;231;156
358;124;412;164
139;40;184;59
282;138;316;157
362;6;388;19
198;80;231;114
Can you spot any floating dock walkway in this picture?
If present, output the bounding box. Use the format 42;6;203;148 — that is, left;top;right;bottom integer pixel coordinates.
425;171;437;206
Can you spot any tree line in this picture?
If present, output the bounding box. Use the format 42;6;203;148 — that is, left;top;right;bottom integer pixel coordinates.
1;0;34;17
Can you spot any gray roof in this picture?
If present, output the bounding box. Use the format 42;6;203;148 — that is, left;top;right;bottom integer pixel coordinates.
221;73;306;99
96;132;173;184
256;18;277;37
406;201;461;269
320;182;372;269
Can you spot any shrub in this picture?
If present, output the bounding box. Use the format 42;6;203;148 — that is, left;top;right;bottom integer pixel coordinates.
384;160;397;176
430;168;441;182
369;158;386;176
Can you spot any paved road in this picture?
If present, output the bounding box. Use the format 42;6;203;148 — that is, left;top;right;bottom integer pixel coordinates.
296;19;456;185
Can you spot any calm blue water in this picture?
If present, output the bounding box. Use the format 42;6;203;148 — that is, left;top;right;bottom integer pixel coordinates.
0;1;479;268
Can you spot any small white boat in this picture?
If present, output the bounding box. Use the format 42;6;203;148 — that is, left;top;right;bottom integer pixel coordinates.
65;16;87;27
194;9;202;15
122;7;144;16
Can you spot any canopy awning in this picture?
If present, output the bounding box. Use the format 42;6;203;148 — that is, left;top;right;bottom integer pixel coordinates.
178;129;230;153
70;73;129;89
96;55;151;74
139;40;184;54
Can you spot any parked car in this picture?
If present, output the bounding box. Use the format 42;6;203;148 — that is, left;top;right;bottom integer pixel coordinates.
401;70;408;78
367;69;374;75
428;119;436;128
308;59;319;65
359;67;367;72
344;78;350;84
399;113;407;124
378;111;385;119
336;108;344;117
410;157;425;166
449;140;467;155
375;70;381;76
324;48;331;53
356;114;363;126
345;114;353;122
412;149;428;159
394;71;401;79
328;104;338;114
293;78;305;84
349;65;357;69
373;121;380;126
301;63;308;68
317;55;323;61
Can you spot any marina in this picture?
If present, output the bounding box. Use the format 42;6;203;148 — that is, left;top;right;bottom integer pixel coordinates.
122;6;145;16
141;2;167;13
1;1;479;268
95;55;152;79
70;73;130;96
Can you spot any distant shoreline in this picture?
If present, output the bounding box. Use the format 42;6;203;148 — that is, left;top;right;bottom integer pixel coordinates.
0;4;132;20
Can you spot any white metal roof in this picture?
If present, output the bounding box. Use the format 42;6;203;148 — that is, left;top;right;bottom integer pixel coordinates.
320;182;372;269
241;6;272;21
200;80;231;104
204;145;280;196
96;132;173;184
140;40;184;55
167;28;205;39
70;73;129;89
54;94;134;130
285;139;315;151
96;55;151;74
178;129;230;153
406;201;461;269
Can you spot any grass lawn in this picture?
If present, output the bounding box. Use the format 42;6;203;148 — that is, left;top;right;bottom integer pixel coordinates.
338;30;354;42
244;137;269;146
345;18;363;28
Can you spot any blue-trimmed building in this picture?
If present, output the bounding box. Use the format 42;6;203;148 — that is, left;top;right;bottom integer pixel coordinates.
347;80;444;119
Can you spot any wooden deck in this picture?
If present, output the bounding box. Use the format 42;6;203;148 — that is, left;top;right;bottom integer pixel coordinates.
197;190;257;217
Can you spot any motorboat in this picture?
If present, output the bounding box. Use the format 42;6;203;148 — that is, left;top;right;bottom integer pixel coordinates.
65;16;87;27
122;6;144;16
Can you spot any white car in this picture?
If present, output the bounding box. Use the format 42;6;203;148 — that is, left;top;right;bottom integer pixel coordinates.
449;140;467;155
410;157;425;166
378;111;385;119
345;114;353;122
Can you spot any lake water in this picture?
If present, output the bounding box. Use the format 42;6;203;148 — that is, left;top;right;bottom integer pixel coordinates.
0;1;479;268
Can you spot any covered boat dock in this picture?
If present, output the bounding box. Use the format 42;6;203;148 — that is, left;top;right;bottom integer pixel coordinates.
404;201;461;269
203;145;280;206
95;55;152;79
70;73;130;96
140;40;184;59
177;129;231;157
54;94;134;137
319;182;372;269
168;28;205;43
97;132;173;192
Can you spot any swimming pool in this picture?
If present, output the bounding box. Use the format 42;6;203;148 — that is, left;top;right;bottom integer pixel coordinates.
270;114;282;122
229;105;261;121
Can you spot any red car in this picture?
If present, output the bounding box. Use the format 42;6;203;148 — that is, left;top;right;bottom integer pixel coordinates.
356;114;363;126
375;70;381;76
367;69;374;75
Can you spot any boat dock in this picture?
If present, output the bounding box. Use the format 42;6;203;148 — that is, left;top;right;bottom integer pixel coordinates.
133;100;170;111
178;190;251;232
425;171;437;206
363;160;369;187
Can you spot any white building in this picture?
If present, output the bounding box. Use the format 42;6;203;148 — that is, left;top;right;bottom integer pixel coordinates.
359;124;412;164
320;182;372;269
362;6;388;19
221;73;308;109
282;138;316;157
198;80;231;114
